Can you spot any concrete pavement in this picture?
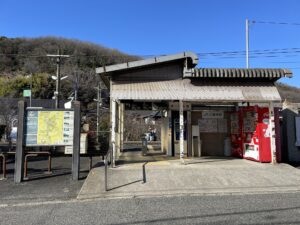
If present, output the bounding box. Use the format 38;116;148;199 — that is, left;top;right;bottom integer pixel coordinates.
78;153;300;200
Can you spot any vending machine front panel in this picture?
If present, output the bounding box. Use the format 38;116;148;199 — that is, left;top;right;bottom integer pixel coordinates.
258;107;271;162
230;111;243;158
242;106;260;161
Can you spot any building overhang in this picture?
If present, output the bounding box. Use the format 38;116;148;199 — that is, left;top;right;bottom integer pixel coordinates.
96;52;199;88
111;79;282;103
96;51;198;75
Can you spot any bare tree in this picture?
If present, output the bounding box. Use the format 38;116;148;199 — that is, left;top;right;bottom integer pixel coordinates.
0;98;18;143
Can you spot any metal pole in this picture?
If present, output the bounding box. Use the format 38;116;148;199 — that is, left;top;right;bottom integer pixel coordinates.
105;157;108;191
246;18;249;68
74;72;78;101
94;83;102;143
142;163;146;183
96;83;100;143
30;73;32;107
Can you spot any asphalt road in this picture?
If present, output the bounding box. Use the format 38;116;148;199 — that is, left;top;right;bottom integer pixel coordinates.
0;156;101;204
1;192;300;225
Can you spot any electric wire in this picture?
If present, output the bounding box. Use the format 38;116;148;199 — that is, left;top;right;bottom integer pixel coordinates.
2;47;300;58
250;20;300;26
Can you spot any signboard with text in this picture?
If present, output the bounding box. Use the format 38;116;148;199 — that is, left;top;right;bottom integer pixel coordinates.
202;110;224;119
25;110;74;146
23;89;31;97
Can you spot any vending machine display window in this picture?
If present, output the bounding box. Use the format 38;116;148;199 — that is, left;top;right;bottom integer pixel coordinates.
243;111;258;133
230;112;243;158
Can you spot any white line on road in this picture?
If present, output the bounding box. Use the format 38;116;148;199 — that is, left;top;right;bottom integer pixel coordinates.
2;189;300;209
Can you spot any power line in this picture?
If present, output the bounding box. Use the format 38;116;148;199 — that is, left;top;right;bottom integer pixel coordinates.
2;47;300;58
250;20;300;26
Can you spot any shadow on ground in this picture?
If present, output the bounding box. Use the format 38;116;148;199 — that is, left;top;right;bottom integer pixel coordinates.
0;155;103;204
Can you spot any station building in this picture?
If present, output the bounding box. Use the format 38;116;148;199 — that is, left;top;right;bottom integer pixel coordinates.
96;52;293;165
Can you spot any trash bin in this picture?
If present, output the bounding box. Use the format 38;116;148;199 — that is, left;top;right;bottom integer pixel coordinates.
141;137;148;156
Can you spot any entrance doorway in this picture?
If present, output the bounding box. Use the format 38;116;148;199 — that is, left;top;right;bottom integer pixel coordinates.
191;108;232;157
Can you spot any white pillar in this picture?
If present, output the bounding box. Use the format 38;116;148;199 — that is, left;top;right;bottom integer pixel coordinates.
161;116;165;152
111;99;116;167
120;103;124;152
115;101;121;160
167;110;172;156
179;100;184;163
187;110;192;157
269;102;277;164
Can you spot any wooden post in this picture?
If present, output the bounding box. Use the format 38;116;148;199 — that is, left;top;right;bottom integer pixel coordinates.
179;100;184;164
14;101;26;183
72;101;81;180
269;102;277;164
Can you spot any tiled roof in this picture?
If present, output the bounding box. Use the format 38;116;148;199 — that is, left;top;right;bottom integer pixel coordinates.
190;68;292;79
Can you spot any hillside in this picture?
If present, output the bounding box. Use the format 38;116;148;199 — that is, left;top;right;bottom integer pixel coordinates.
0;36;143;143
0;36;299;104
276;82;300;103
0;36;139;75
0;36;140;103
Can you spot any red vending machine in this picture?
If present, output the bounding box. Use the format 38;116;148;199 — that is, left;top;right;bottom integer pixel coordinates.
241;106;271;162
230;111;243;158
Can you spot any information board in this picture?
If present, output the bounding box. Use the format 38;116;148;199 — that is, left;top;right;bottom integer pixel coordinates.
230;113;239;134
199;119;228;133
243;111;257;133
23;89;31;97
25;110;74;146
218;119;228;133
199;119;218;133
202;110;224;119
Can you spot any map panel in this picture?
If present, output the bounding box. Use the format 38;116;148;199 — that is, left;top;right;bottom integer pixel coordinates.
25;110;74;146
37;111;64;145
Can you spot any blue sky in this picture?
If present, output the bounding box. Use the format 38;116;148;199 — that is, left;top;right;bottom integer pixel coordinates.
1;0;300;86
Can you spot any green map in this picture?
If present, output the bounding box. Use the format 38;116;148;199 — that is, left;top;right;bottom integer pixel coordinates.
37;111;64;145
25;110;74;146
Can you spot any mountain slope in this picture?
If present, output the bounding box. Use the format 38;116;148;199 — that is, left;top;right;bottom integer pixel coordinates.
276;82;300;103
0;36;139;75
0;36;140;103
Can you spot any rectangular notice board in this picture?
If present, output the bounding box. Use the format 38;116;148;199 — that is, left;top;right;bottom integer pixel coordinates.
25;110;74;146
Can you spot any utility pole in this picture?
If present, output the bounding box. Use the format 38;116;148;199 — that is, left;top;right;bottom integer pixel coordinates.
246;18;250;68
29;73;32;107
74;72;79;101
94;82;102;143
47;50;70;108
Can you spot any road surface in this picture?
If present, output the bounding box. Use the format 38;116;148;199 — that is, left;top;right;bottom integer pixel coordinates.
1;192;300;225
